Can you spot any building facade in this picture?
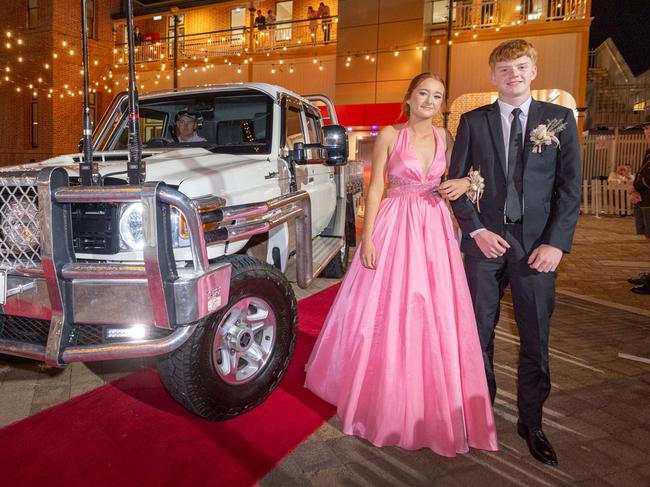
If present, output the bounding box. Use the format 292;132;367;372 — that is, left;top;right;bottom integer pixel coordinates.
0;0;593;165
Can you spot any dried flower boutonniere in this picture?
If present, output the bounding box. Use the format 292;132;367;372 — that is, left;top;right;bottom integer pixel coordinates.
529;119;567;153
465;167;485;212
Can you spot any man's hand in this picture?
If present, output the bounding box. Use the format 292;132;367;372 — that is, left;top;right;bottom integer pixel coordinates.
528;244;563;272
474;230;510;258
630;191;642;205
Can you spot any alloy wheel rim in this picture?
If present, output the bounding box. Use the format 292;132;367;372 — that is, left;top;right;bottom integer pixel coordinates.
211;296;277;385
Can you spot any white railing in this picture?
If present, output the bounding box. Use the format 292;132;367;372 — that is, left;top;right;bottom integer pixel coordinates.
113;17;338;66
582;179;634;216
440;0;587;30
582;133;649;181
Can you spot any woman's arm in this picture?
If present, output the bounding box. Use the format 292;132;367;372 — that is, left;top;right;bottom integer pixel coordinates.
437;127;470;200
360;126;394;269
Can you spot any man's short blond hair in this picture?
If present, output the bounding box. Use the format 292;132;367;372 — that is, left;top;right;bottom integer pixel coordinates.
489;39;538;69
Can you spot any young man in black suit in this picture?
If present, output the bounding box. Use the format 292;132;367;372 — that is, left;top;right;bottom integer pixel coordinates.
448;39;582;465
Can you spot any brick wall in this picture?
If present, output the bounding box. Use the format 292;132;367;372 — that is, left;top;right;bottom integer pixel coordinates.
0;0;116;166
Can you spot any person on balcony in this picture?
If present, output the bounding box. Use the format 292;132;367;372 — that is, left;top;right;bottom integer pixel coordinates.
318;2;332;43
254;9;266;46
628;116;650;294
134;26;143;46
266;9;276;47
307;6;319;43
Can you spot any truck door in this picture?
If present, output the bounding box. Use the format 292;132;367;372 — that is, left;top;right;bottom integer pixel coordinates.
281;98;334;237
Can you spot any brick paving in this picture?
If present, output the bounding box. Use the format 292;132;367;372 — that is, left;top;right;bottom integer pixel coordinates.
0;214;649;486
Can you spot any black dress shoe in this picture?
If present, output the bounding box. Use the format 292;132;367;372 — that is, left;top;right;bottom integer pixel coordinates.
631;282;650;295
517;422;558;465
628;273;650;285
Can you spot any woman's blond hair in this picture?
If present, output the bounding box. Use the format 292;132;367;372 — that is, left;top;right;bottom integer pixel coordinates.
400;72;445;119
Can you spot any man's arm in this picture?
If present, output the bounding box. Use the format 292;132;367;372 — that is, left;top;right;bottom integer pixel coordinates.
448;114;484;236
540;109;582;253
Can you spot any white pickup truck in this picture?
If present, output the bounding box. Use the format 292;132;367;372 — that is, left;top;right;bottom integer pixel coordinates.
0;83;362;420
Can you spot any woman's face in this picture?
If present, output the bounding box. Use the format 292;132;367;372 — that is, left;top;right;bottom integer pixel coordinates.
407;78;444;120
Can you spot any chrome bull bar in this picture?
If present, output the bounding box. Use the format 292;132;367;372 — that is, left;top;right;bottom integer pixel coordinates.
0;167;314;366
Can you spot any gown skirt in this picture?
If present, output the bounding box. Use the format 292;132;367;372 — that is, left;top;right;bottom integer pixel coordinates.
304;184;498;456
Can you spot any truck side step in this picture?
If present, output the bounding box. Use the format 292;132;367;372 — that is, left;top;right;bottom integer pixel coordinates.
311;236;345;279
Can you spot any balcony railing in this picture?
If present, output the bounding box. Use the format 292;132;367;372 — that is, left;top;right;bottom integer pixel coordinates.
113;17;338;66
431;0;588;30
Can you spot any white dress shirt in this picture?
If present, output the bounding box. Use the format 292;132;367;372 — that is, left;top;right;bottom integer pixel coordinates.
470;96;532;238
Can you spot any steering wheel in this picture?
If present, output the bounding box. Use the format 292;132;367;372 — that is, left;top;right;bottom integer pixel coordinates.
144;137;174;148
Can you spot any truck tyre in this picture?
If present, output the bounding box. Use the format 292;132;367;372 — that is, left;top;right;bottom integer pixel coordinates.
157;255;297;420
320;239;349;278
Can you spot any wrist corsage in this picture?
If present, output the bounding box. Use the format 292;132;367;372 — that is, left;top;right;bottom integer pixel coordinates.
465;167;485;212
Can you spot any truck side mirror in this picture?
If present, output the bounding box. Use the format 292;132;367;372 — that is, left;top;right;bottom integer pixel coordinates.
322;125;348;166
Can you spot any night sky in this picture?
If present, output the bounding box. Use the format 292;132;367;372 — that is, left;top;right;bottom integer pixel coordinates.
589;0;649;76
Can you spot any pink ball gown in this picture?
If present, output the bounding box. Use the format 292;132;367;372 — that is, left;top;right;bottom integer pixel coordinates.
305;125;498;456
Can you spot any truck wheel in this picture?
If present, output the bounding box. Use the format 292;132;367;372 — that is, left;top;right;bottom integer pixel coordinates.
157;255;297;420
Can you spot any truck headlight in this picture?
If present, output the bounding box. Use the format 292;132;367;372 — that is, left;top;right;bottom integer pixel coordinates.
119;203;190;251
119;203;144;250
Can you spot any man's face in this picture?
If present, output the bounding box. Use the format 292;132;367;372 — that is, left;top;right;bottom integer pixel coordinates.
491;55;537;101
176;115;197;140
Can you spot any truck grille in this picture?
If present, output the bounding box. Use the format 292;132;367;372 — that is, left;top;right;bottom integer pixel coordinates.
0;314;50;345
0;175;41;272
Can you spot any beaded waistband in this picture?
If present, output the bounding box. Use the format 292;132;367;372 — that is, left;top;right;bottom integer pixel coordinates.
385;177;441;198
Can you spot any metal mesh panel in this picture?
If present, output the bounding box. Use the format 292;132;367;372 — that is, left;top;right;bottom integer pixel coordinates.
0;175;40;272
0;314;50;346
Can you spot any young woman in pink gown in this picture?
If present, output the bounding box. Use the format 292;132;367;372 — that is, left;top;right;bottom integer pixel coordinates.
305;73;498;456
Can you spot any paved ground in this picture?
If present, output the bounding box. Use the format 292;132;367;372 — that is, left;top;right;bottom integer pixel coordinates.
0;215;649;486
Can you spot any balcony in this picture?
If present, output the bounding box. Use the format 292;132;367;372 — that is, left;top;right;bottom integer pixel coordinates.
431;0;588;30
113;17;338;67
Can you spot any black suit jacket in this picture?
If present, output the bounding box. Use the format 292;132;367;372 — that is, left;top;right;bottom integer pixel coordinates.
448;99;582;258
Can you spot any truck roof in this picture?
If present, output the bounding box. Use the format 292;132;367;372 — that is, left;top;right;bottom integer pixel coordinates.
138;82;316;108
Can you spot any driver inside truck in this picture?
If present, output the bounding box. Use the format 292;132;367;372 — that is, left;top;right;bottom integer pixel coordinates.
174;110;206;143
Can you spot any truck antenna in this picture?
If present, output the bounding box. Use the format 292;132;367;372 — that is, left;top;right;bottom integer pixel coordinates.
125;0;145;185
80;0;98;186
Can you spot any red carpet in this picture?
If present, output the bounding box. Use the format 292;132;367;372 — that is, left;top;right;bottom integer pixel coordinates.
0;284;340;487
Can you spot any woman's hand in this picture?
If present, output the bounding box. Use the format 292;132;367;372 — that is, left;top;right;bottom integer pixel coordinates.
438;177;470;201
360;239;377;269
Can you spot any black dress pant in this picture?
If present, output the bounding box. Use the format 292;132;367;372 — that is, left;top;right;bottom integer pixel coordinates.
464;223;556;427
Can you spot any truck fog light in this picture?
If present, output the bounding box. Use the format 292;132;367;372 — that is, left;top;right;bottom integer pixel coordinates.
106;326;147;340
119;203;144;250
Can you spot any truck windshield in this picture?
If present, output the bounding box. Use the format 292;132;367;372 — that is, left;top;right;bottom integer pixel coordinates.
99;91;273;155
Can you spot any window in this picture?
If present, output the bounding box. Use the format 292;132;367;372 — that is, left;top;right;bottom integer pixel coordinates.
275;1;293;41
103;92;273;155
167;14;185;59
284;106;305;150
31;98;39;148
432;0;455;24
231;7;246;46
27;0;38;29
86;0;96;39
88;92;96;129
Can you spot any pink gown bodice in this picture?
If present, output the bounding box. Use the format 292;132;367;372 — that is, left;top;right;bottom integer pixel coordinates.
385;125;446;197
